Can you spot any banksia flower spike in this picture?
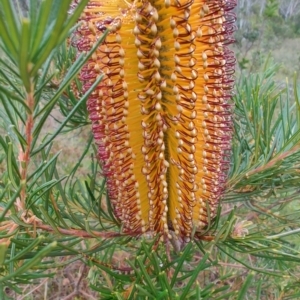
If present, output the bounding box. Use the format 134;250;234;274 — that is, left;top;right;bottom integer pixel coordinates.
74;0;236;240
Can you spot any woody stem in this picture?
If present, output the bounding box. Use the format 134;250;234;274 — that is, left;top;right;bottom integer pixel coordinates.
20;81;34;209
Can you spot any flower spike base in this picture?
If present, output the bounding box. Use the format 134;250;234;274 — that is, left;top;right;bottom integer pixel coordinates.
74;0;236;241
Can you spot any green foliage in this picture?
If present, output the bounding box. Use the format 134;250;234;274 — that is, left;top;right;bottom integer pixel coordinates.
264;0;279;18
291;13;300;35
0;1;300;299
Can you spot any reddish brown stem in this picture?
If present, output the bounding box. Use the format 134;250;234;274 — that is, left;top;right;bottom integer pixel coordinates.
36;223;128;238
19;83;34;209
246;145;300;177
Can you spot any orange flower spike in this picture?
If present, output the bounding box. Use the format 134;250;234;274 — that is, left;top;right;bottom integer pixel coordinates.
74;0;236;240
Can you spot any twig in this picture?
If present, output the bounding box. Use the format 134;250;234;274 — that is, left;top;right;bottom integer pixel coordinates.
17;278;49;300
36;223;129;238
246;145;300;177
80;290;98;300
74;263;87;292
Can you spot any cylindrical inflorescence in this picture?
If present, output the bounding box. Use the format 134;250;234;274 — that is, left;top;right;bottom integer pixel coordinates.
73;0;236;239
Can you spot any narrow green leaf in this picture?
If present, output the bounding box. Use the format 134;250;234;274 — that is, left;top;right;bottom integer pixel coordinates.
33;30;108;121
33;72;56;100
180;252;210;300
38;206;61;235
236;273;254;300
170;242;193;287
18;18;31;92
89;284;114;296
68;134;93;181
33;52;55;106
39;150;59;211
28;0;38;50
0;68;24;100
0;243;9;266
27;152;60;188
0;136;20;178
7;142;19;190
32;74;104;155
195;283;202;299
0;94;18;126
213;291;237;300
0;185;9;203
9;242;15;274
135;284;156;299
32;45;103;150
92;260;130;281
30;0;74;75
115;292;126;300
0;226;19;239
9;215;33;227
105;186;120;225
136;257;159;297
0;242;57;283
0;57;20;78
27;177;67;207
11;125;27;150
56;0;90;45
84;219;99;238
294;73;300;126
30;0;53;60
0;185;22;223
0;22;17;61
0;0;20;53
256;279;262;300
159;272;173;298
1;93;26;125
267;227;300;240
210;284;230;296
53;170;84;228
214;213;236;242
148;251;161;274
5;236;45;263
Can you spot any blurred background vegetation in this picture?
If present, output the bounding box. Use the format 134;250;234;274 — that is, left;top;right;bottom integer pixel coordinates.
234;0;300;77
0;0;300;299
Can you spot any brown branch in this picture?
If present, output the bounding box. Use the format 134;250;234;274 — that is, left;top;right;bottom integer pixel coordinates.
246;145;300;177
36;223;128;238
